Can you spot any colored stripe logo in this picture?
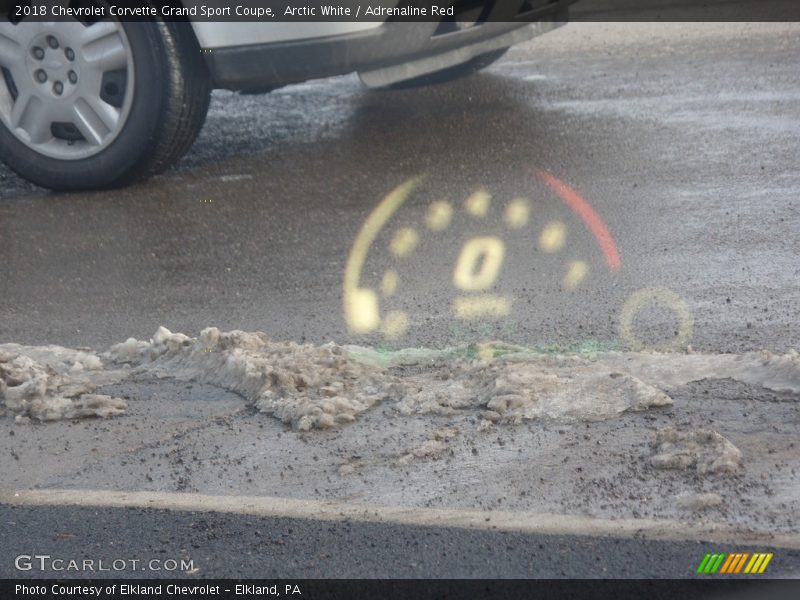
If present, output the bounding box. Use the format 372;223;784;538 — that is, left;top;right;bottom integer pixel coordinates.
696;552;773;574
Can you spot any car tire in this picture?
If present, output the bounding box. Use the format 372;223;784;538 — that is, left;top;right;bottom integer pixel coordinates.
384;48;509;90
0;19;211;191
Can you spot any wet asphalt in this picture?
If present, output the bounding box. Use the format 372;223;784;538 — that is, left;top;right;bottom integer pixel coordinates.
2;22;800;583
1;23;798;354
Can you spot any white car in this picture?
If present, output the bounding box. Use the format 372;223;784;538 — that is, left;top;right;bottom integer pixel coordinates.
0;1;569;191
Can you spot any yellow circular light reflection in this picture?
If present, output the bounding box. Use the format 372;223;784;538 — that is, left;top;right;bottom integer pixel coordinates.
619;288;693;352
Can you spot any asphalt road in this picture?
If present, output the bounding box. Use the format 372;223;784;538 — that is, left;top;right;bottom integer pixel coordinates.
1;23;798;354
2;22;800;584
1;503;798;580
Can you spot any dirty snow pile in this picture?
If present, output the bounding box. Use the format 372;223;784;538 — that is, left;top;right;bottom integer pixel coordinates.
390;356;673;423
3;327;799;431
651;427;742;475
0;344;126;422
486;359;673;422
108;326;392;431
598;349;800;394
397;428;459;465
102;327;679;430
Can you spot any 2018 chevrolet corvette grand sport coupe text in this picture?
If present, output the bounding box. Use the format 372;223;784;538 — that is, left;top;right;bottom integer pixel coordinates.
0;1;569;191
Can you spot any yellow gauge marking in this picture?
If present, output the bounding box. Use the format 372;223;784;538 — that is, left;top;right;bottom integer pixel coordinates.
562;260;588;291
454;295;512;320
426;200;453;231
619;287;694;351
464;188;491;217
453;236;505;291
380;270;399;298
346;289;381;334
390;227;419;257
343;177;422;334
504;198;530;229
381;310;409;339
538;221;566;253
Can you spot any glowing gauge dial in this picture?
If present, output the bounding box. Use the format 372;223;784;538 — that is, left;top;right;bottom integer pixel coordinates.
343;169;626;345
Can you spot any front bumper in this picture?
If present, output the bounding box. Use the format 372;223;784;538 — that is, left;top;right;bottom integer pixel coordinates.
203;0;572;91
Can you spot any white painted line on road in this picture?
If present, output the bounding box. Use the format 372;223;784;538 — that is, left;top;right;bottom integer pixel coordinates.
2;488;799;549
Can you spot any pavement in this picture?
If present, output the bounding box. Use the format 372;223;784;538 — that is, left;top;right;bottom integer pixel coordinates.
1;498;798;579
1;22;799;581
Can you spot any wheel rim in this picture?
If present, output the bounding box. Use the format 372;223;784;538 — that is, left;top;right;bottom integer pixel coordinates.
0;17;135;160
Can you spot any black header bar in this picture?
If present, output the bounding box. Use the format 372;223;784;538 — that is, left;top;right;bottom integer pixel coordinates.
3;579;800;600
2;0;799;23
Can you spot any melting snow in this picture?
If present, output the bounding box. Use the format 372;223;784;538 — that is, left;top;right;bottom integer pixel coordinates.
597;349;800;394
0;345;126;422
2;327;798;430
398;428;459;465
651;427;742;475
109;326;389;431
